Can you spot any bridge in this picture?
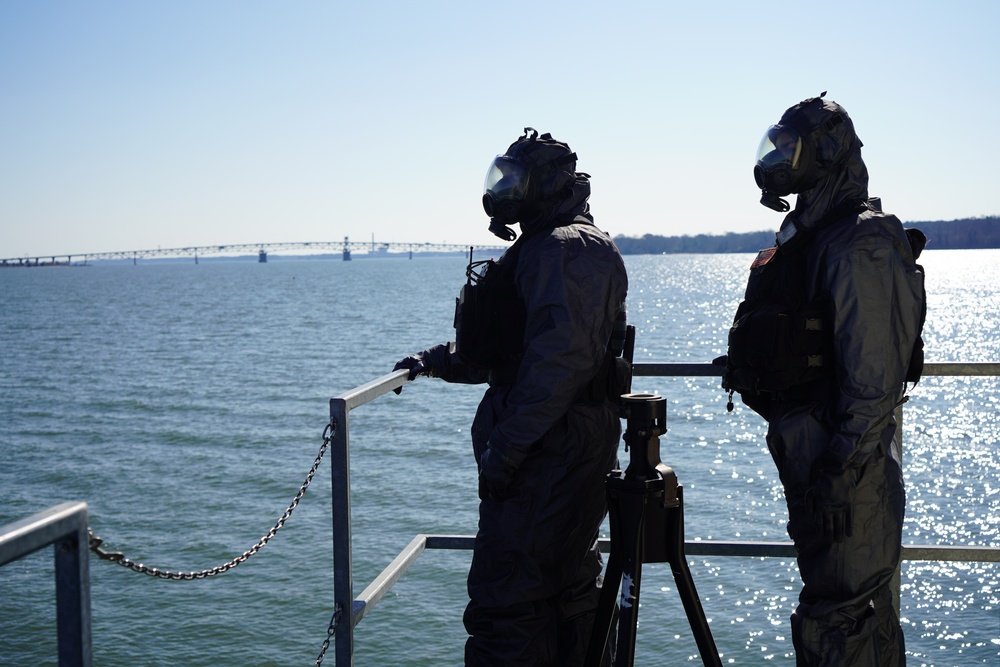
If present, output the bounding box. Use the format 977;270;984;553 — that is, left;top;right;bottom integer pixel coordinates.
0;237;510;266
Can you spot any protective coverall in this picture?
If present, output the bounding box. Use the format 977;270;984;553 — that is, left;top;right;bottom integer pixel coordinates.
400;174;628;666
731;97;925;666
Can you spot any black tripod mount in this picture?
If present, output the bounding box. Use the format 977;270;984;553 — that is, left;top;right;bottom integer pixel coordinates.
585;393;722;667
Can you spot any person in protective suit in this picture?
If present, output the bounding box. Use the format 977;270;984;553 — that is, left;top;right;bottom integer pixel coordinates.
394;128;628;666
723;94;925;666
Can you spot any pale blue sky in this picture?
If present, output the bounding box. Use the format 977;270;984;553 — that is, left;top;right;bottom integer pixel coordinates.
1;1;997;258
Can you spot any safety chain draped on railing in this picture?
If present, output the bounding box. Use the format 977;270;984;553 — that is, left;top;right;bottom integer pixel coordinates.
88;420;337;577
85;419;343;664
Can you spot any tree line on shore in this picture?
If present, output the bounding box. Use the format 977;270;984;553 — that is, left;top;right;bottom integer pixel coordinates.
613;216;999;255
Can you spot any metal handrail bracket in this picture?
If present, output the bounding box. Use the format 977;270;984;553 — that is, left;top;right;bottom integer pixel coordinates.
353;535;428;627
0;501;92;667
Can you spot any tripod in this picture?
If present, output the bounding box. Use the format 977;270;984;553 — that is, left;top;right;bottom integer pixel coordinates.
585;393;722;667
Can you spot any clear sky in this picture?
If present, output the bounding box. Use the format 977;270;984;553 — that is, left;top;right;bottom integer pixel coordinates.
1;1;997;259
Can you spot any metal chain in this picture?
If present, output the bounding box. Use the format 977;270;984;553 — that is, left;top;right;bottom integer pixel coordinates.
314;604;342;666
88;419;338;580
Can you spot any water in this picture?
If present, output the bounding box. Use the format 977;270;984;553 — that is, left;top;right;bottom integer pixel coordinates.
1;250;997;666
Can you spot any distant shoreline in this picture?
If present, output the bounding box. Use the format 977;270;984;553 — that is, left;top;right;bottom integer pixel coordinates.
613;216;999;255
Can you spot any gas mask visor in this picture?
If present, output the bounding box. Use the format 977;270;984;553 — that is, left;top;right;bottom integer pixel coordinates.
754;125;804;195
482;155;531;218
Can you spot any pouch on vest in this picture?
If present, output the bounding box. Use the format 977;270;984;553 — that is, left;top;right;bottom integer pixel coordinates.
453;248;526;370
579;315;632;404
725;299;832;394
453;264;492;368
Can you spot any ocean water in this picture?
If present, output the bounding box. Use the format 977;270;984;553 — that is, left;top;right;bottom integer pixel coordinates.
1;249;997;666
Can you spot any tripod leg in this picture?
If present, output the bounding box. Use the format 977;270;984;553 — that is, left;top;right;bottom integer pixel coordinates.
585;482;650;667
585;491;624;667
613;491;647;667
667;487;723;667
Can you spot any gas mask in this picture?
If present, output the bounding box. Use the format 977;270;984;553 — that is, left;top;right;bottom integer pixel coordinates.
754;124;818;212
482;154;532;241
482;128;577;241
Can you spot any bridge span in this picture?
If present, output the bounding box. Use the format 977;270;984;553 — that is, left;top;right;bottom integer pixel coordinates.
1;238;510;266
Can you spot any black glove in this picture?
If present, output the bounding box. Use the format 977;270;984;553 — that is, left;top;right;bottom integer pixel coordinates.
804;451;858;543
478;445;516;501
392;353;428;394
392;343;450;394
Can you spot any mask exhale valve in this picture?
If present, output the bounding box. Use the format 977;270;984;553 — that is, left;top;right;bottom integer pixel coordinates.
759;190;791;212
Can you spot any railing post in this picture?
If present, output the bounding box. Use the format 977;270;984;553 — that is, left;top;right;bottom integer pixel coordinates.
54;522;92;667
330;397;354;667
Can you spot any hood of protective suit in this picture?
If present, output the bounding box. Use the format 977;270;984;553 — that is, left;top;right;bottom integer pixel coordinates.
524;172;594;233
771;96;870;246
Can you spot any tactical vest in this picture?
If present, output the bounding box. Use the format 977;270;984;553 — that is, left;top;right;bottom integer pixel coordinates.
723;202;927;412
723;242;834;400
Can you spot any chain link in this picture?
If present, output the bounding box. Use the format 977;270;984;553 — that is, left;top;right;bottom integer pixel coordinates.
314;604;342;666
88;419;337;580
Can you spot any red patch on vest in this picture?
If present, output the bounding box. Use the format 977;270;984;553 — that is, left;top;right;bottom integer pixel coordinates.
750;247;777;269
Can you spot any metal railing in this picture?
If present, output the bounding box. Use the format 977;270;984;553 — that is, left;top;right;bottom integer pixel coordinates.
328;362;1000;666
3;362;997;666
0;501;92;667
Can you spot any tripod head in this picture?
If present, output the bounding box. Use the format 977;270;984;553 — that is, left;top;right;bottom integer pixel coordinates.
619;393;679;509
